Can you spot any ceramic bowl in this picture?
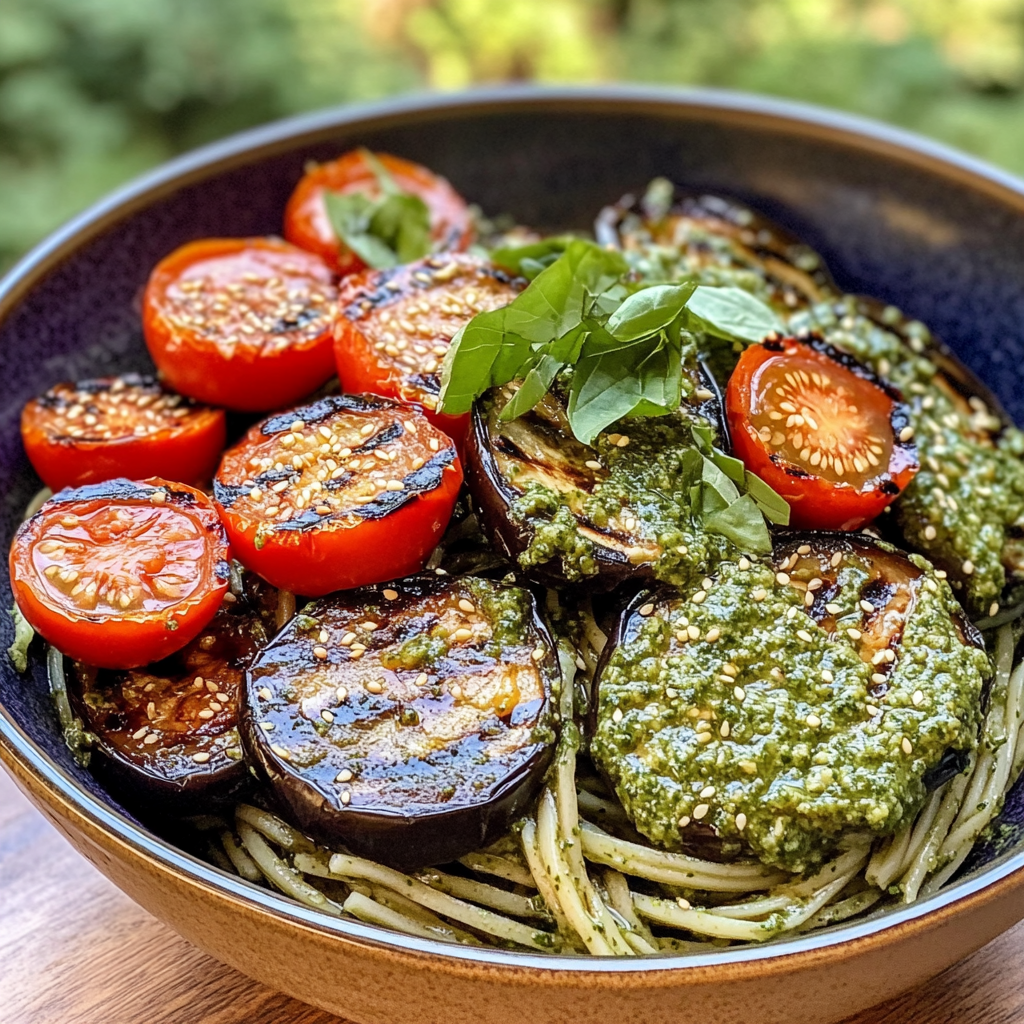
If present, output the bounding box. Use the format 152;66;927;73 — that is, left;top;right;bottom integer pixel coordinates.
3;86;1024;1024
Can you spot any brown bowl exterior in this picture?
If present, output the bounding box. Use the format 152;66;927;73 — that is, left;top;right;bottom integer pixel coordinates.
6;86;1024;1023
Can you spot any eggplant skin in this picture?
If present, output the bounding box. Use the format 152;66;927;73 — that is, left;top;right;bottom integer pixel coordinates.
66;576;276;813
242;573;558;870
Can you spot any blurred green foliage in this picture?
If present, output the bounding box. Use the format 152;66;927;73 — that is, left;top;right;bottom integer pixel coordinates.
4;0;1024;269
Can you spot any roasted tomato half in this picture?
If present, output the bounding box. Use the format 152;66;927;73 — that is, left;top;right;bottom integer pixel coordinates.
213;394;462;596
10;479;231;669
67;579;277;809
334;254;522;442
21;373;225;491
242;574;558;869
726;335;919;530
283;149;473;276
142;237;337;412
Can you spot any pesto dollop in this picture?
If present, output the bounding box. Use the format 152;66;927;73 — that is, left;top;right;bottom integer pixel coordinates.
591;550;990;873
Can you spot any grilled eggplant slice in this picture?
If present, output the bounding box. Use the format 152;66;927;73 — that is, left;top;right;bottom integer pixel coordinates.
596;184;836;313
68;579;277;810
242;574;558;870
466;367;728;590
590;535;989;872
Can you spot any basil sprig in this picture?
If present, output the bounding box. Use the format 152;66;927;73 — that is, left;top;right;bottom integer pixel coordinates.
438;238;783;444
323;149;432;269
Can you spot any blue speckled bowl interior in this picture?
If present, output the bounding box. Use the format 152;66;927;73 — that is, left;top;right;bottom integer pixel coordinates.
2;86;1024;942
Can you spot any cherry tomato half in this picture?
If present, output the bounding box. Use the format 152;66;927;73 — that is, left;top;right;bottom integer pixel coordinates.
10;479;231;669
725;335;919;530
142;237;337;412
21;374;226;492
213;394;462;596
334;255;522;443
283;150;473;277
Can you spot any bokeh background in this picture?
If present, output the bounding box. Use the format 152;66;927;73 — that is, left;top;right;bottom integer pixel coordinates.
4;0;1024;272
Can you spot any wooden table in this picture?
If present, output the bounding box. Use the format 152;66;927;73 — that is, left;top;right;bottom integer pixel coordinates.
2;768;1022;1024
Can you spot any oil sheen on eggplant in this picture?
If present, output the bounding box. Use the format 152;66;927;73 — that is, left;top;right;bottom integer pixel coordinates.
466;366;732;590
68;578;277;809
590;533;990;872
242;574;558;870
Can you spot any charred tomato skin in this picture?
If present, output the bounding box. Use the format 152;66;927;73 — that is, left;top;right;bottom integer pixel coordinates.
213;394;462;596
283;150;473;276
726;334;919;531
21;373;225;491
241;574;558;870
10;479;231;669
142;237;337;412
334;254;523;444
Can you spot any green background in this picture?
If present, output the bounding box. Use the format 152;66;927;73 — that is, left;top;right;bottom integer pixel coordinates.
4;0;1024;271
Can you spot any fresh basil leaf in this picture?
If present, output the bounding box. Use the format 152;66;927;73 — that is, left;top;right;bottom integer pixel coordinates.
491;236;576;277
567;330;681;445
498;353;564;421
700;455;742;512
606;283;695;342
708;447;747;487
686;285;783;344
590;282;630;317
324;191;396;269
369;192;431;263
439;309;530;414
745;472;792;525
704;493;773;553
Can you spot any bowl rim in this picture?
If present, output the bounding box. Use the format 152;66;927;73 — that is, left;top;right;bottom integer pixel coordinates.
3;82;1024;979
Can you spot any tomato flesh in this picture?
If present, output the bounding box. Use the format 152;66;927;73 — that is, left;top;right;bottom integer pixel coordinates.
726;336;919;530
10;479;230;669
142;237;337;412
334;255;522;443
213;394;462;595
283;150;473;276
21;374;225;491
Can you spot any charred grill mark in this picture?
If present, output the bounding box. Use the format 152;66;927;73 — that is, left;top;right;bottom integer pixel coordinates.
269;306;323;335
47;478;197;507
406;372;441;396
351;422;404;454
261;394;392;436
861;578;897;612
341;266;405;319
213;467;293;508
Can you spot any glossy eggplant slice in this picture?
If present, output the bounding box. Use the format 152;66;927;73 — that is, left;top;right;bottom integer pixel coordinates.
789;295;1024;617
466;367;729;590
590;536;989;872
68;578;278;810
242;574;558;870
596;184;836;313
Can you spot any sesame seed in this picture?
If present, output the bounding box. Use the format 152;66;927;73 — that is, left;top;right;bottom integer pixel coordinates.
700;785;716;798
865;704;881;716
806;714;821;727
678;816;691;828
198;709;215;720
901;737;913;755
733;686;746;702
692;803;710;820
722;663;738;676
192;752;211;764
313;646;328;660
382;588;399;601
612;708;623;723
912;690;924;705
796;629;813;643
847;628;862;640
341;791;352;806
676;897;692;910
340;632;356;646
366;680;384;694
143;733;159;745
776;572;790;585
825;602;842;614
705;628;721;642
686;624;700;640
336;686;348;701
259;687;273;700
738;557;751;570
752;588;767;602
131;726;149;740
691;590;707;604
830;552;844;568
735;813;747;831
720;721;731;737
452;627;474;642
871;672;887;685
899;426;915;442
962;560;975;575
585;459;602;471
458;598;476;614
638;602;655;617
821;669;834;683
924;525;937;541
259;721;274;732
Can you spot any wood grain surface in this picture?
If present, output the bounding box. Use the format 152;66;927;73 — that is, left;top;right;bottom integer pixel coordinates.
1;768;1022;1024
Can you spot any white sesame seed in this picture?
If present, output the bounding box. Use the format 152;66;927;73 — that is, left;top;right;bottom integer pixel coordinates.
720;721;731;737
341;790;352;806
585;460;603;471
821;670;834;683
962;560;975;575
860;600;875;614
924;525;937;541
700;785;716;798
452;627;474;641
902;737;914;754
686;624;700;640
313;646;328;660
847;628;862;640
259;687;273;701
899;426;915;442
912;690;925;706
705;628;721;643
612;708;623;723
676;897;691;910
336;686;348;701
796;629;813;643
692;803;710;820
638;602;655;617
691;590;707;605
192;752;211;764
752;588;767;602
678;816;691;828
734;686;746;701
806;714;821;728
776;572;790;585
735;813;747;831
458;598;476;614
321;709;335;724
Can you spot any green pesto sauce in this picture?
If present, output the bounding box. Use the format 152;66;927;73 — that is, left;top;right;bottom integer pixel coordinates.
591;559;990;873
788;297;1024;617
382;577;537;672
